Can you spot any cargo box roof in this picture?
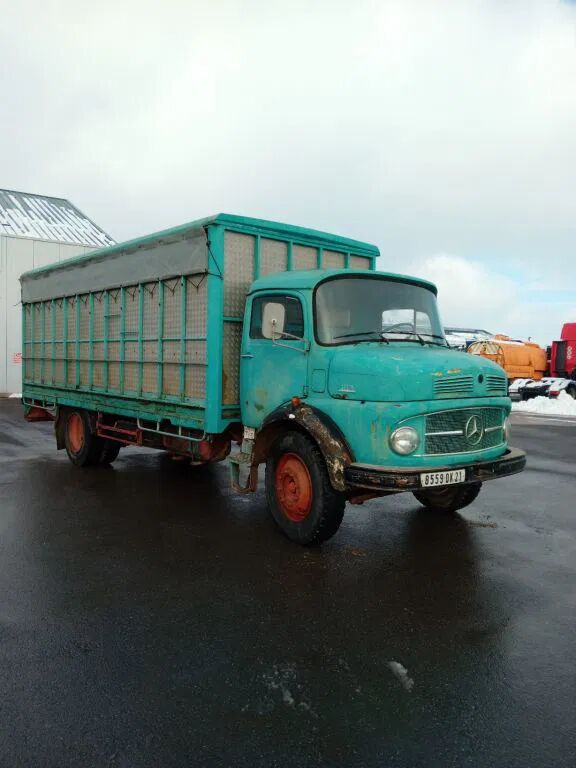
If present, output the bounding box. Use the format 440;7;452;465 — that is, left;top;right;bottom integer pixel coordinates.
21;213;379;280
250;269;438;294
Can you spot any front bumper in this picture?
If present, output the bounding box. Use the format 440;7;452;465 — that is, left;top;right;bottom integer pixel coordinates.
344;446;526;492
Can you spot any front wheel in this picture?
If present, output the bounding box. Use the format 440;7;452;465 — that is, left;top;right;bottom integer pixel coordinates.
413;482;482;514
265;431;346;545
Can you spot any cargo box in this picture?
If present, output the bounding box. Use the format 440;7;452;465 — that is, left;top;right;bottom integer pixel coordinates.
21;214;377;434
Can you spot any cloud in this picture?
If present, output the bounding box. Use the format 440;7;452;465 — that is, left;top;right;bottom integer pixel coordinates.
0;0;575;343
407;253;576;345
407;253;517;329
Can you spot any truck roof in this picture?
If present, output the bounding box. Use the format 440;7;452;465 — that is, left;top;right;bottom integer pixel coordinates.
249;269;438;294
21;213;379;280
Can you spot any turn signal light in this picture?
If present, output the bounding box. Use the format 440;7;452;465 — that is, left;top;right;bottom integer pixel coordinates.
291;396;301;407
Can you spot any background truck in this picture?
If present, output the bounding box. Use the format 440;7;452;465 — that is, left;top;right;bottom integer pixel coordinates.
444;327;493;351
20;214;525;544
468;326;576;400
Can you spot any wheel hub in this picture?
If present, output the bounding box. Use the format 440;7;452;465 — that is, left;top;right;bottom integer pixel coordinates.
275;453;313;522
67;413;85;454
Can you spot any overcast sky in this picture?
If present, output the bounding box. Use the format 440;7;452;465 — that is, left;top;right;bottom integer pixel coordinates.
1;0;575;344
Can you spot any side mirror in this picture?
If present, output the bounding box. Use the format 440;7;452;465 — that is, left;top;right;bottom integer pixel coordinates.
261;302;286;340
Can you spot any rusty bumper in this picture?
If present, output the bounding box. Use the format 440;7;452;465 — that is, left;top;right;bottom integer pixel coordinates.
344;446;526;492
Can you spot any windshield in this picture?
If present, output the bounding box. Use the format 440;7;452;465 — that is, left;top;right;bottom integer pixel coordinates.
315;276;445;346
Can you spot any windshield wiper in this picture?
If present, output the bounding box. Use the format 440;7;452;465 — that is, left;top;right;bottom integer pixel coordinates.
418;333;449;347
333;330;389;344
381;331;449;347
382;331;426;346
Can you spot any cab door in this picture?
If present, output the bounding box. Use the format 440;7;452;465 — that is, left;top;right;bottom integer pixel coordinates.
240;292;308;427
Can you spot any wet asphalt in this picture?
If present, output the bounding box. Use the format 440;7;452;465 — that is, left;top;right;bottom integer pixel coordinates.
0;399;574;768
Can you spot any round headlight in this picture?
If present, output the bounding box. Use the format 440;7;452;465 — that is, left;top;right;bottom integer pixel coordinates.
390;426;419;455
504;417;511;443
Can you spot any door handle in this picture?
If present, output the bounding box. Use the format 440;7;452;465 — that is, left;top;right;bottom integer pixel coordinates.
241;353;254;359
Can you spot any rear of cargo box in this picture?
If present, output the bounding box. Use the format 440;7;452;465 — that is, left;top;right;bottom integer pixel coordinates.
21;214;377;435
21;221;215;431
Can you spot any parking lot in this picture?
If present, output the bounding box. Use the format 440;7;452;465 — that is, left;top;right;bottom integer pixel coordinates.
1;398;575;768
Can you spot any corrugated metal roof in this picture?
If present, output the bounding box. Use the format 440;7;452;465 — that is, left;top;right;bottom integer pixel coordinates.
0;188;114;247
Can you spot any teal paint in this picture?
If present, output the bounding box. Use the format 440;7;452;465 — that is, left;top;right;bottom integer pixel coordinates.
51;299;56;386
88;293;94;389
254;234;261;279
103;290;109;390
241;290;308;427
204;224;225;433
21;302;26;386
75;297;80;388
311;369;326;393
138;284;144;396
29;304;35;383
23;384;206;429
157;280;164;397
40;301;46;384
179;276;187;400
63;299;68;385
119;287;126;394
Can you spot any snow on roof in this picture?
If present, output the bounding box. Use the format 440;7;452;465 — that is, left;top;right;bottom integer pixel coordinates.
0;188;114;248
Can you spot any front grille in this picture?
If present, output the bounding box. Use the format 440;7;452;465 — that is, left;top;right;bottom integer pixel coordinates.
434;376;474;396
425;407;505;455
486;374;507;395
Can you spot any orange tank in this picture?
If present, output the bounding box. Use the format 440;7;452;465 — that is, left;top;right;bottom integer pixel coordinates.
467;335;548;381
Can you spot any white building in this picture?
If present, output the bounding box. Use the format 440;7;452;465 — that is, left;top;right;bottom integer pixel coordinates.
0;189;114;395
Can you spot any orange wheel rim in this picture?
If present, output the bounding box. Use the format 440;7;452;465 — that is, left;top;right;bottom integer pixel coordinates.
275;453;313;522
67;413;85;454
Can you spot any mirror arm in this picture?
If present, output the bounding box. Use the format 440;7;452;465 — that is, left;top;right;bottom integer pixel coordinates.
271;335;310;354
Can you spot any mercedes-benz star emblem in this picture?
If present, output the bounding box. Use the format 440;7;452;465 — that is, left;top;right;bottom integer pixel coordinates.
464;415;484;446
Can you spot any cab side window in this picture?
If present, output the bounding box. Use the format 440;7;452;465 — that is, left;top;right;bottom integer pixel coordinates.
250;295;304;339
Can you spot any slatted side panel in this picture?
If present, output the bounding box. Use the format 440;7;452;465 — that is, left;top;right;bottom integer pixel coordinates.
293;244;317;270
349;255;371;270
22;272;209;406
322;250;346;269
259;238;287;276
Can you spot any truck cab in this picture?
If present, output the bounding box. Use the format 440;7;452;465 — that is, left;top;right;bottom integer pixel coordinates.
235;268;525;543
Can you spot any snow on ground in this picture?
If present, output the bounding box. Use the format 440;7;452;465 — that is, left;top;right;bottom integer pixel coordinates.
512;391;576;417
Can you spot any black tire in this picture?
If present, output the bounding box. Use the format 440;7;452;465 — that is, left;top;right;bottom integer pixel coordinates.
64;409;104;467
99;439;122;465
265;431;346;545
413;482;482;514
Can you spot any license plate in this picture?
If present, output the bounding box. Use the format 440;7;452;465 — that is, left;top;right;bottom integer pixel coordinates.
420;469;466;487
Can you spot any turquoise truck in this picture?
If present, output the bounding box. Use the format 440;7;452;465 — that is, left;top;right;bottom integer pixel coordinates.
20;214;526;544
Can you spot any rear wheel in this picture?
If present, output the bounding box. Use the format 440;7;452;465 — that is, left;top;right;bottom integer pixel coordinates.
413;482;482;514
99;440;122;464
265;431;346;545
64;409;103;467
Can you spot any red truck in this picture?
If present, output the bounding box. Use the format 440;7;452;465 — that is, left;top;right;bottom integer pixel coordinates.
508;323;576;400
